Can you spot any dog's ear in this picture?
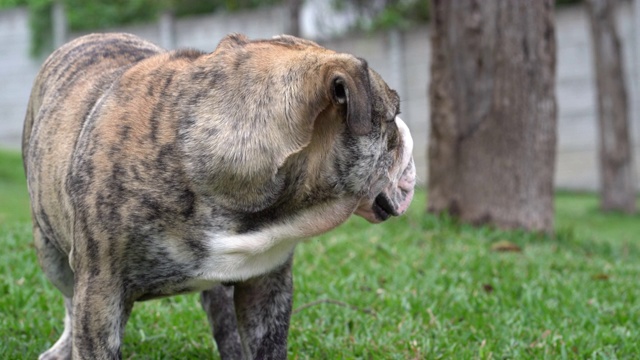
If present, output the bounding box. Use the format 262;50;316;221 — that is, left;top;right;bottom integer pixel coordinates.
329;67;373;135
214;33;249;50
271;34;322;48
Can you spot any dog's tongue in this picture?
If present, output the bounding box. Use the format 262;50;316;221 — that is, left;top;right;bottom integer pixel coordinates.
355;160;416;223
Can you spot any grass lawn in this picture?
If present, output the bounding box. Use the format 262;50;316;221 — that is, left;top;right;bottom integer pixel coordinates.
1;147;639;359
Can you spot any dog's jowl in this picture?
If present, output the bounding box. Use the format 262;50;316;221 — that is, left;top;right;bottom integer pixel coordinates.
23;33;416;359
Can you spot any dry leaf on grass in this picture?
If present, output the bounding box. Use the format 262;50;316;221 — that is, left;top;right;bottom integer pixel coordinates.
591;273;610;281
482;284;494;293
529;329;552;348
490;240;522;253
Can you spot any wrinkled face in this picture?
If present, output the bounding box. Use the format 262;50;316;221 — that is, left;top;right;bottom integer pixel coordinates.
354;116;415;223
332;69;416;223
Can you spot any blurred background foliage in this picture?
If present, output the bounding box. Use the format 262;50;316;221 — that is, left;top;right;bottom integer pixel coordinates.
0;0;584;57
332;0;430;31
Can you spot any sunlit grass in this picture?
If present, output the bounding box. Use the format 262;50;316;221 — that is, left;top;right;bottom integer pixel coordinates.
1;148;638;359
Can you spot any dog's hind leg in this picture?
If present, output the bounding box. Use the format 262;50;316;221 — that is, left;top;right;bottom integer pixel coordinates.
71;272;133;359
33;224;74;360
200;284;243;360
39;296;73;360
233;256;294;360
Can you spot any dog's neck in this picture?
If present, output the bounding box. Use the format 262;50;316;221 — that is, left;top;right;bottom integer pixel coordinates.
175;47;338;214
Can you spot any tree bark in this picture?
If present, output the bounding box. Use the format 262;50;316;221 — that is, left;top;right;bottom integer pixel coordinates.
586;0;636;213
427;0;557;232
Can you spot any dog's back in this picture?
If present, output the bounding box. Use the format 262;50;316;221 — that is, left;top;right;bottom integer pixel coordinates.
23;33;162;248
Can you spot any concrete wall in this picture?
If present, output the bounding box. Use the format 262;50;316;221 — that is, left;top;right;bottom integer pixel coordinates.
1;4;639;191
555;3;640;190
0;8;42;149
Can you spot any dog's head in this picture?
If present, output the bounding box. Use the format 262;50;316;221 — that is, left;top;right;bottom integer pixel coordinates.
311;58;416;223
181;34;415;223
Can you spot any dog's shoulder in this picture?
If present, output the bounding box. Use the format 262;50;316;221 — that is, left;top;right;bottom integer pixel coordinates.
24;33;164;151
38;33;163;92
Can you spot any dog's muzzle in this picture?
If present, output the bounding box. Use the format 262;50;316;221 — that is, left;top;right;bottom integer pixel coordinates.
355;117;416;223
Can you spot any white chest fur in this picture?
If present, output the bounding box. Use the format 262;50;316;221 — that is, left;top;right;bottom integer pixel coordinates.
195;198;359;283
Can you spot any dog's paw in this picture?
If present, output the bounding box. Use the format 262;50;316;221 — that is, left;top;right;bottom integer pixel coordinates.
38;339;72;360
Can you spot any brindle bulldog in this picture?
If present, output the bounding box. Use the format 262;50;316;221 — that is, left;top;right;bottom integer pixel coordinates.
22;32;416;359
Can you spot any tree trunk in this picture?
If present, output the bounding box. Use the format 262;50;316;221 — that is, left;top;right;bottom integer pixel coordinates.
287;0;302;37
586;0;636;213
427;0;557;232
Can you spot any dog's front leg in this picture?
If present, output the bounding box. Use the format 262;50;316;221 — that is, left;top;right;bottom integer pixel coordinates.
234;255;294;360
201;284;243;359
72;273;133;360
